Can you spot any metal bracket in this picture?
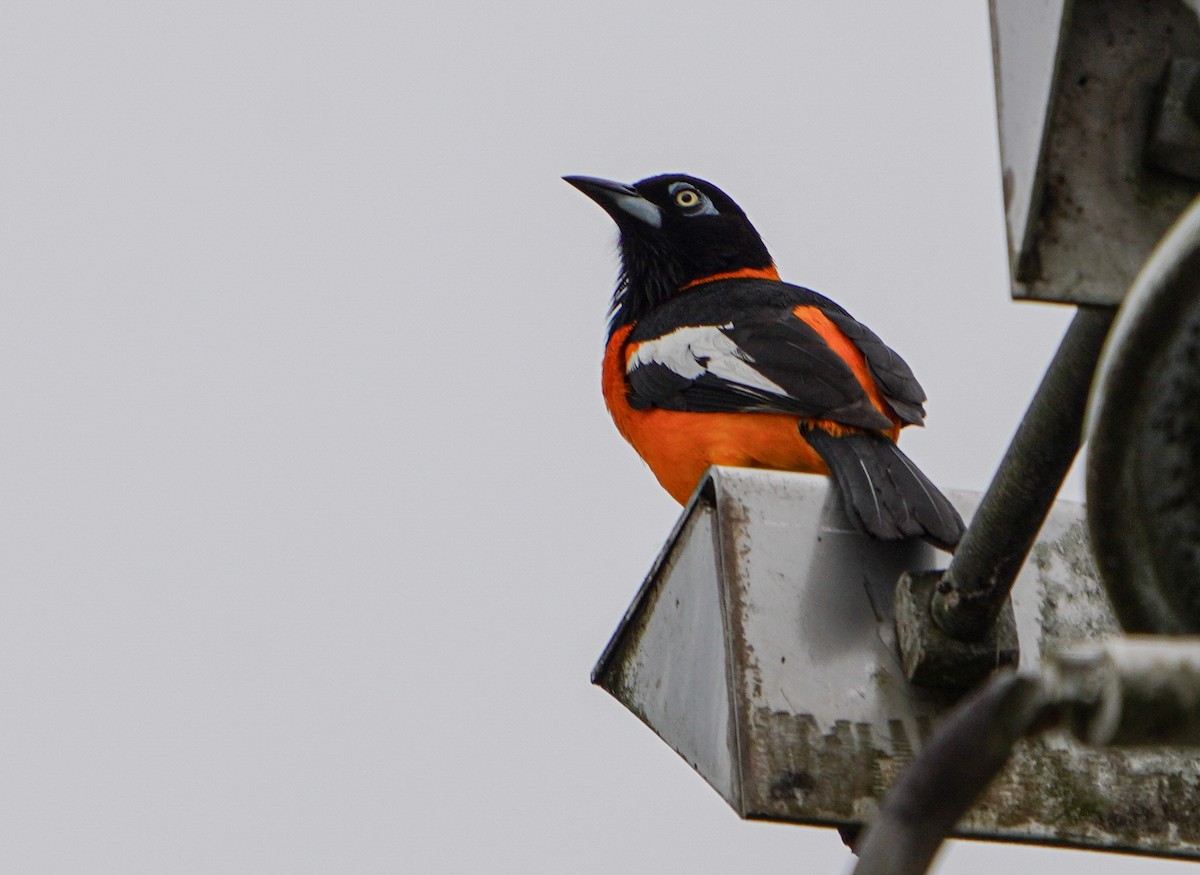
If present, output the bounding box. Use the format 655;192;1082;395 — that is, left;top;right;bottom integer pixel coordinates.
992;0;1200;305
893;570;1018;688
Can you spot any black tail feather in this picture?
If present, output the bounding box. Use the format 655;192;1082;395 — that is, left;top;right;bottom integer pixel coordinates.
803;428;965;551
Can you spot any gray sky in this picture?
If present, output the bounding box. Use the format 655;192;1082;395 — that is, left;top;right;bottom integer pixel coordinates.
1;2;1194;873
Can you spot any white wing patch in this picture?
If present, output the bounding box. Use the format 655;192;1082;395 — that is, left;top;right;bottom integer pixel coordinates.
627;324;789;396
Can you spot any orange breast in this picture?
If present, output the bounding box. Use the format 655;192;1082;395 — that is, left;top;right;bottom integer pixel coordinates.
602;326;829;504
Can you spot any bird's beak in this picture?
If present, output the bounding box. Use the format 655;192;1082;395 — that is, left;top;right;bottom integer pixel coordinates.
563;175;663;228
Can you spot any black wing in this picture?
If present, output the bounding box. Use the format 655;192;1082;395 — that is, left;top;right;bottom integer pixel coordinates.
624;278;924;429
823;310;926;426
625;302;890;431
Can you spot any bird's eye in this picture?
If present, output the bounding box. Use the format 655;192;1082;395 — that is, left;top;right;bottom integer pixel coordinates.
674;188;701;208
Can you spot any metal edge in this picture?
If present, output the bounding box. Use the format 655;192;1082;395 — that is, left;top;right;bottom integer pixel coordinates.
988;0;1014;275
1006;0;1075;298
709;468;751;818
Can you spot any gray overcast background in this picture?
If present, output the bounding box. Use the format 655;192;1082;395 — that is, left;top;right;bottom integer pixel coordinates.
1;3;1192;874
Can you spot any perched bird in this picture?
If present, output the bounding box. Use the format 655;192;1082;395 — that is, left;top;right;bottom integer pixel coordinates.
565;173;964;550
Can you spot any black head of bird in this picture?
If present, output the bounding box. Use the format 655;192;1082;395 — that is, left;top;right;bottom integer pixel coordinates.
563;174;776;334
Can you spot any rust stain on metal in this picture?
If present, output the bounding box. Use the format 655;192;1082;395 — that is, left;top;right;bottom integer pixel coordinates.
714;486;762;801
744;709;898;824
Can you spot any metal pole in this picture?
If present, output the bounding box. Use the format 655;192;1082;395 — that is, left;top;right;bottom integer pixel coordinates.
930;306;1115;641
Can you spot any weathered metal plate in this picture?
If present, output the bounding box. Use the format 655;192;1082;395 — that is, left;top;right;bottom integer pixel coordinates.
991;0;1200;305
594;467;1200;857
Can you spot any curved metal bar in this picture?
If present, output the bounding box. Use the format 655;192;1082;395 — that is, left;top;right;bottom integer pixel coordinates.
1087;196;1200;633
